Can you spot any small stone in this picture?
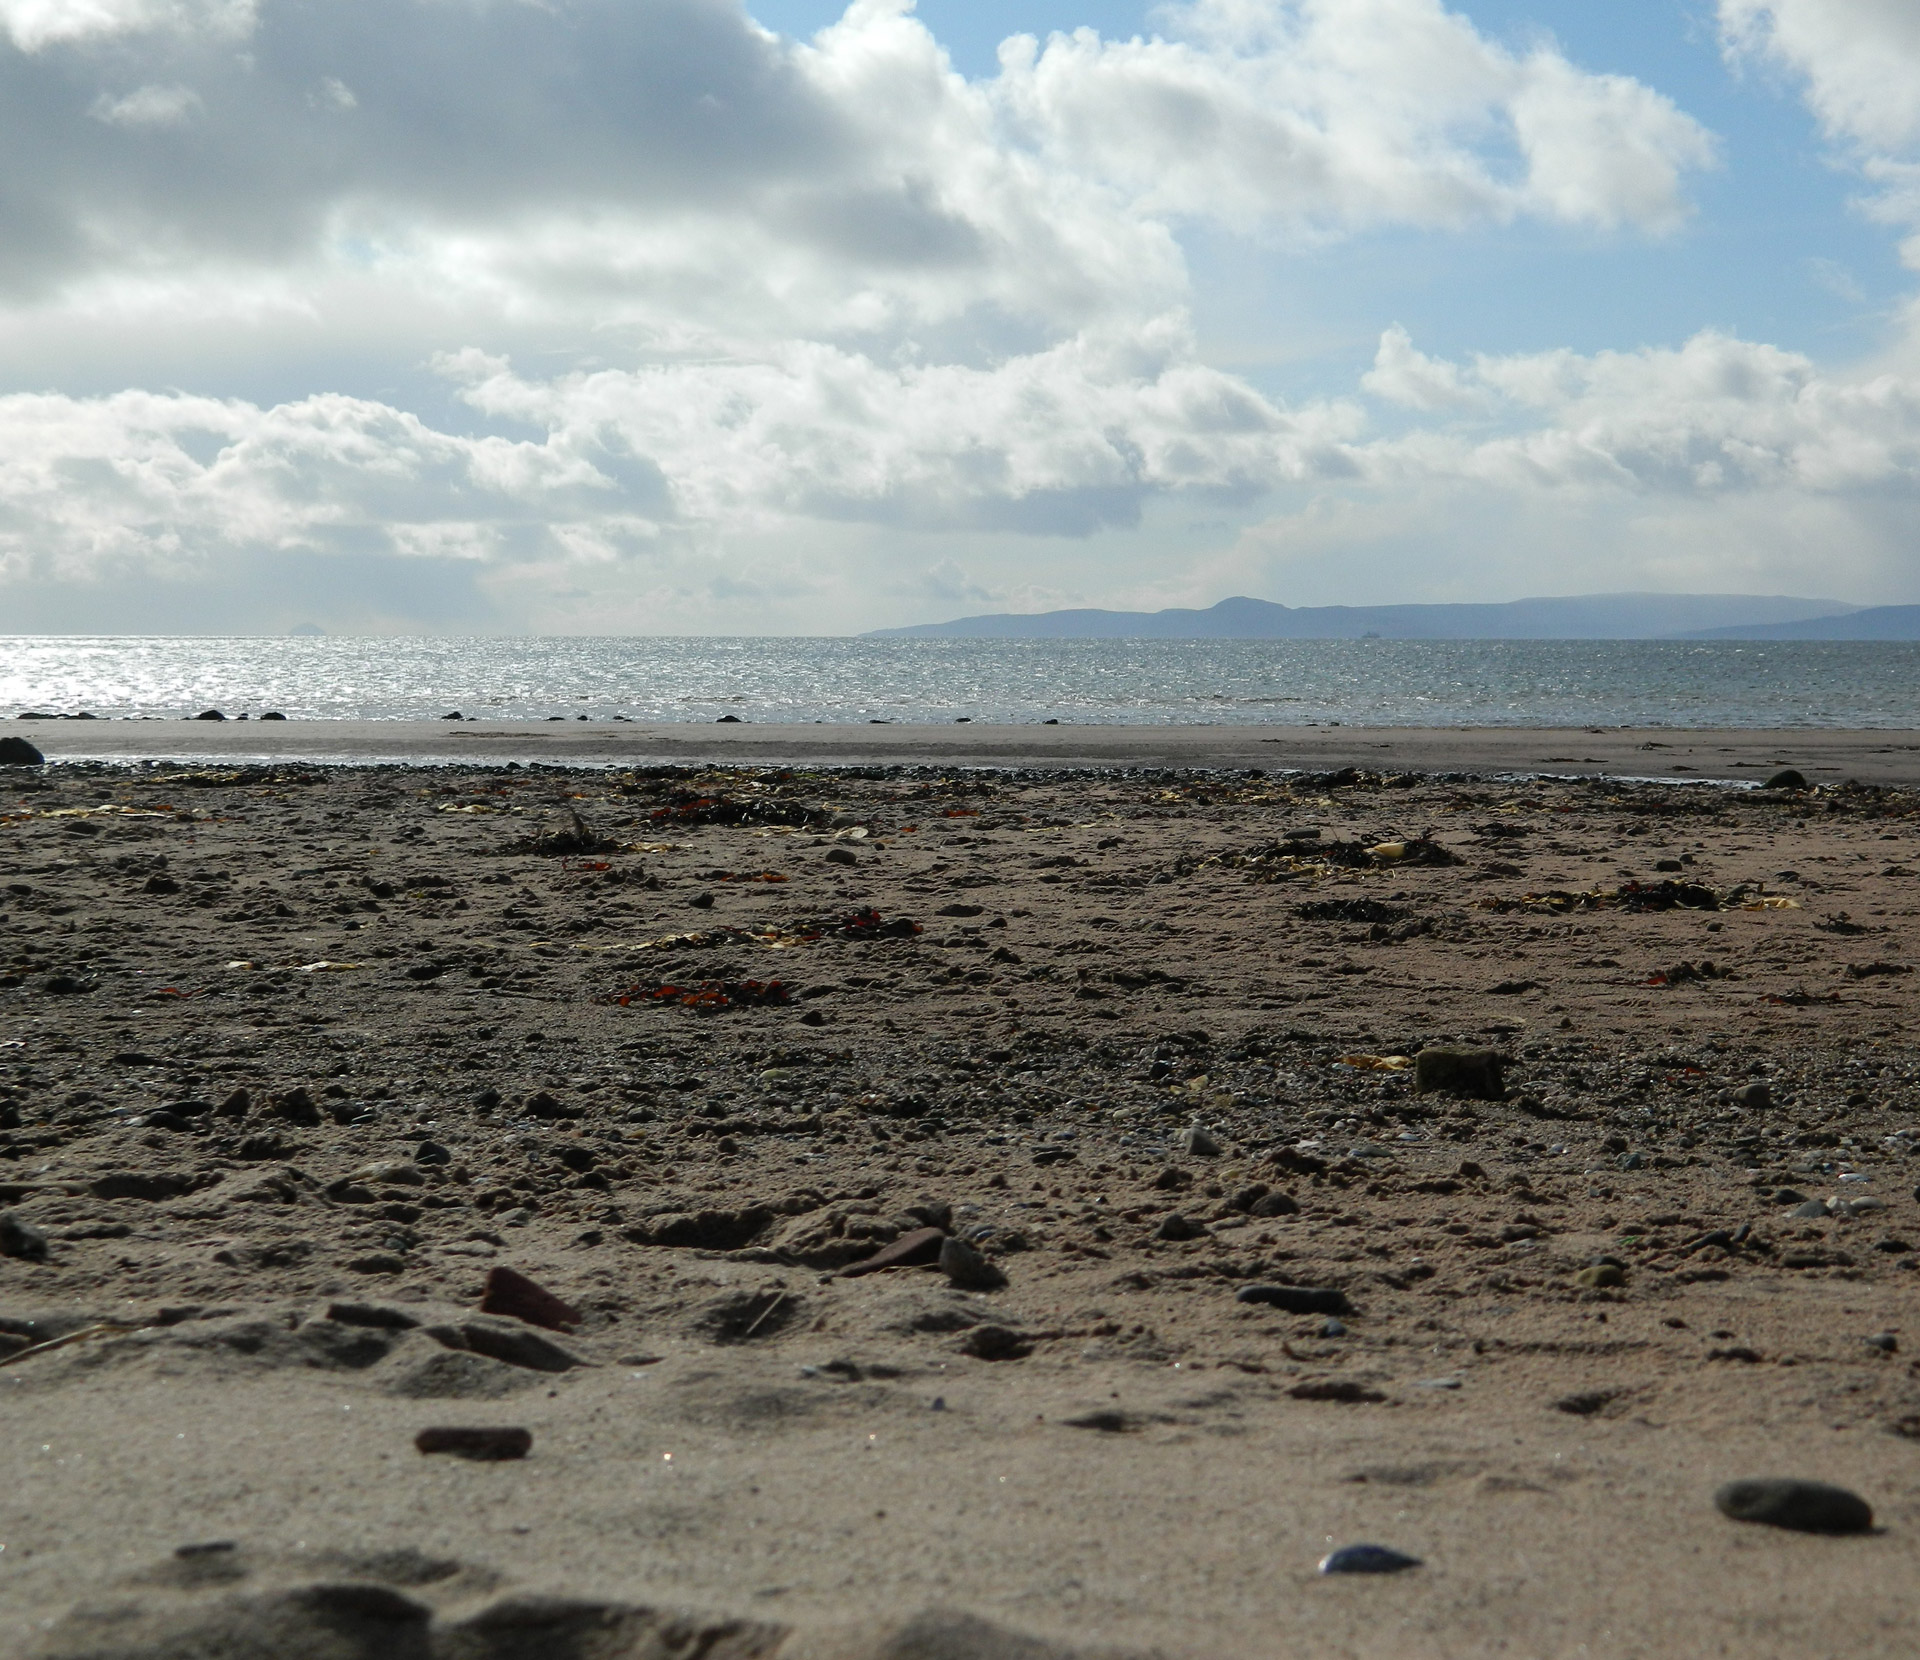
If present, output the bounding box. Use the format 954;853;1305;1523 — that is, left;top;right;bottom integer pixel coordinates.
1575;1263;1626;1289
839;1226;948;1278
1321;1319;1348;1338
354;1160;426;1187
347;1252;407;1275
1319;1544;1421;1575
1615;1152;1645;1171
1762;769;1810;792
479;1265;581;1332
1154;1213;1205;1242
269;1087;321;1127
1249;1190;1301;1217
1413;1047;1505;1100
0;735;45;766
414;1426;532;1461
960;1324;1032;1361
825;846;858;866
1236;1284;1353;1316
0;1210;50;1262
1788;1199;1830;1219
938;1235;1007;1291
1732;1081;1772;1110
1865;1332;1898;1355
1714;1478;1872;1534
687;890;715;909
1181;1126;1222;1157
415;1140;453;1166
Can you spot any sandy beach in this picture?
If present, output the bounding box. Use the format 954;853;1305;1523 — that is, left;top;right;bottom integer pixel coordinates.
4;740;1919;1658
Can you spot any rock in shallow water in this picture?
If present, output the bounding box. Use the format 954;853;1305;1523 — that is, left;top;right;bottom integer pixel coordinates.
1714;1478;1873;1534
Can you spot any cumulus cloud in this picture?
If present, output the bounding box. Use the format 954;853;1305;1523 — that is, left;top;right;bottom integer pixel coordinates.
4;0;1839;630
1364;326;1920;499
1720;0;1920;152
1002;0;1715;235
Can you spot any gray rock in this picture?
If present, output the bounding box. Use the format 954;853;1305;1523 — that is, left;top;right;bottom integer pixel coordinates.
1154;1213;1205;1242
1732;1081;1773;1110
1763;768;1810;792
0;735;44;766
1181;1126;1222;1157
938;1236;1007;1291
1788;1199;1830;1219
1714;1478;1873;1533
0;1210;50;1262
825;846;858;866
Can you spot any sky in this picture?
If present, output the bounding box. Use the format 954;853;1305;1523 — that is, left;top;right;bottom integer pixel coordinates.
3;0;1920;635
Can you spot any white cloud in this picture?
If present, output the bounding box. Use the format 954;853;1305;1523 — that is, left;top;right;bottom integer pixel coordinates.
1720;0;1920;152
1363;324;1481;409
1367;326;1920;499
90;81;202;127
0;0;253;52
999;0;1715;236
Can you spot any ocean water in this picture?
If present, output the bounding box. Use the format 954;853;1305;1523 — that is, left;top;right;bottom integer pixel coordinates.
5;636;1920;728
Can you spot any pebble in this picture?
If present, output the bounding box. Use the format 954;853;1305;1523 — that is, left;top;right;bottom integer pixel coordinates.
1154;1213;1205;1242
1181;1127;1222;1157
478;1265;581;1332
0;1210;50;1262
1235;1284;1353;1316
1763;768;1810;792
839;1226;948;1278
1787;1199;1830;1219
824;847;858;866
1714;1479;1873;1534
1865;1332;1898;1354
1320;1319;1348;1338
1575;1264;1625;1289
1318;1543;1422;1575
1413;1047;1504;1100
0;735;45;766
414;1426;532;1461
960;1324;1032;1362
938;1235;1008;1291
1732;1081;1773;1110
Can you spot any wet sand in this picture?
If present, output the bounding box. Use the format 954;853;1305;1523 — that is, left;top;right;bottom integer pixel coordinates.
3;750;1919;1658
16;717;1920;784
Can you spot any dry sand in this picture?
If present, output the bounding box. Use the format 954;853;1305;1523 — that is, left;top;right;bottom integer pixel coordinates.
3;741;1919;1658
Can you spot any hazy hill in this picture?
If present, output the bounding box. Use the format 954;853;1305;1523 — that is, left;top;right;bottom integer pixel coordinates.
866;593;1859;640
1683;605;1920;641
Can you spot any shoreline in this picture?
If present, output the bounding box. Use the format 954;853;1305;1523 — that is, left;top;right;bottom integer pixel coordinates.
12;719;1920;783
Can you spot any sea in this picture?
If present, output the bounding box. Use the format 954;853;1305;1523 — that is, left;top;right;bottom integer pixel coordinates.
5;636;1920;728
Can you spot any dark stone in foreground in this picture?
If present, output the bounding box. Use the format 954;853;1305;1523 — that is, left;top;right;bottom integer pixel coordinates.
0;1210;50;1262
1236;1284;1353;1316
1714;1479;1873;1534
1319;1543;1422;1575
0;735;44;765
414;1425;532;1461
1414;1047;1505;1099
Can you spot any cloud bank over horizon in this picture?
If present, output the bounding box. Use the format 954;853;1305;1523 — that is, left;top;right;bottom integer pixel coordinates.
0;0;1916;633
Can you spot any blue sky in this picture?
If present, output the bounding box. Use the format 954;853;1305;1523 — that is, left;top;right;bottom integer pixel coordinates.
3;0;1919;633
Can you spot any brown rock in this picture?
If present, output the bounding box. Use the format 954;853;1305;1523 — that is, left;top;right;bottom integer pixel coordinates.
479;1265;582;1332
414;1426;532;1461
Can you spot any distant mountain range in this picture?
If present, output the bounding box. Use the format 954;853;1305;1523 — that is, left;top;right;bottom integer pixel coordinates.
1687;605;1920;640
866;592;1881;641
